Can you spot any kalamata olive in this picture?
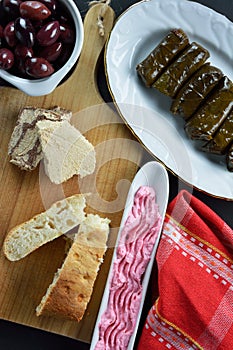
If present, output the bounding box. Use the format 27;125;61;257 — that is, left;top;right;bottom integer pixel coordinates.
0;47;14;69
0;0;75;79
39;41;62;62
20;1;51;21
14;44;33;60
55;43;72;67
56;13;70;25
40;0;57;13
15;17;35;47
25;56;54;77
0;2;5;24
3;21;17;47
36;20;60;46
33;20;44;31
59;23;75;44
0;26;3;48
16;58;27;75
0;25;4;38
3;0;22;17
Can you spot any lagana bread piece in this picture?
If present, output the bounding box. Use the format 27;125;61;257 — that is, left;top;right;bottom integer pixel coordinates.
8;106;72;171
3;194;86;261
37;120;96;184
36;214;110;322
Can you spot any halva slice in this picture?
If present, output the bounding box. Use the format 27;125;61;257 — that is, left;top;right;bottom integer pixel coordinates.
8;106;72;171
37;120;96;184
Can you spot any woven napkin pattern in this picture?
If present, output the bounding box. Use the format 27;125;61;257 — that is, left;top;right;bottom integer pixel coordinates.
138;190;233;350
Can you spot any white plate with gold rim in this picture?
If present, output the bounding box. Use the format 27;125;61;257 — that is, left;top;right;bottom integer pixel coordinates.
105;0;233;200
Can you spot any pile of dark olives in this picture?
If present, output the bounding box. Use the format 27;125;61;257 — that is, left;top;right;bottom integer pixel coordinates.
0;0;76;79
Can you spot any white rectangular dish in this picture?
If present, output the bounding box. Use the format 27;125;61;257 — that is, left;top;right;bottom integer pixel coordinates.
90;161;169;349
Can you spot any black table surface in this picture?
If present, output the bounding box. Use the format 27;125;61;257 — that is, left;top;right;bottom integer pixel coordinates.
0;0;233;349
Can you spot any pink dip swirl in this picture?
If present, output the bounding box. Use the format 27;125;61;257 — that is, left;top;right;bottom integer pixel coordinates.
95;186;161;350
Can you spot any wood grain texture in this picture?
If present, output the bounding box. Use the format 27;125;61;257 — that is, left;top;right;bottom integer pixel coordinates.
0;4;142;343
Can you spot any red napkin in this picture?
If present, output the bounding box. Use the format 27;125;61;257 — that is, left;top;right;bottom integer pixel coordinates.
137;190;233;350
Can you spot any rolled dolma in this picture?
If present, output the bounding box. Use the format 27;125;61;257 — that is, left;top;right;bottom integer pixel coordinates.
227;143;233;172
185;76;233;141
136;28;189;87
202;110;233;154
153;42;210;97
170;64;223;119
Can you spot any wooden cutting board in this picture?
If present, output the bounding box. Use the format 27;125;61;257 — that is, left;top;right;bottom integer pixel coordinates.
0;4;142;343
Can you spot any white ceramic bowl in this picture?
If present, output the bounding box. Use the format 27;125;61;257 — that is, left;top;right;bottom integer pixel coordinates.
0;0;84;96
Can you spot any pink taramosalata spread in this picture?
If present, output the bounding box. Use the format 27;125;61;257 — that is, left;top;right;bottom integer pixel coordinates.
95;186;162;350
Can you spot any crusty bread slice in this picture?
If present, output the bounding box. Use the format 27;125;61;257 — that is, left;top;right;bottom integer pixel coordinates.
3;194;86;261
36;214;110;322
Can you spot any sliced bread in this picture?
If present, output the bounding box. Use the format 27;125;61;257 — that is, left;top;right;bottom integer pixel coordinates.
36;214;110;321
3;194;86;261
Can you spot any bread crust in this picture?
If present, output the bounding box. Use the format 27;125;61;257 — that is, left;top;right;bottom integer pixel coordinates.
36;214;110;321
